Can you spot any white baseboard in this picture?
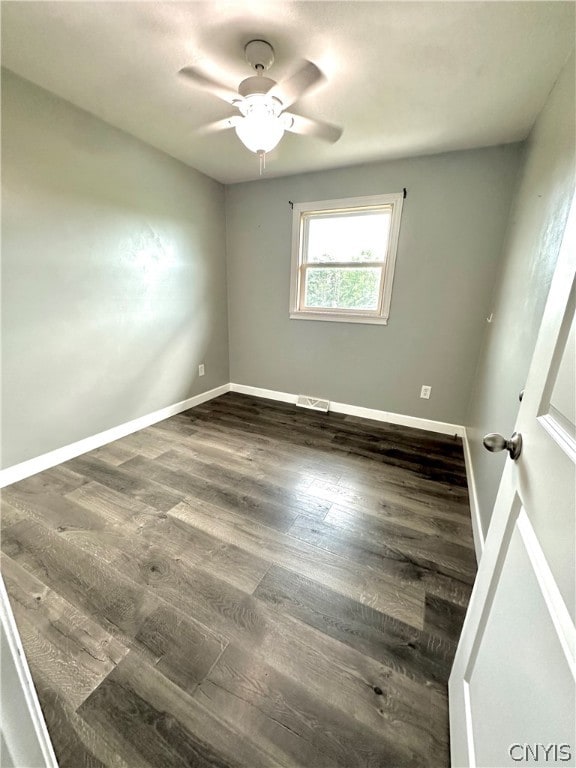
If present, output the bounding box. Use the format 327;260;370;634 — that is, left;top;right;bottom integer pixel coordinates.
229;383;298;406
462;427;485;562
229;382;466;437
0;384;230;488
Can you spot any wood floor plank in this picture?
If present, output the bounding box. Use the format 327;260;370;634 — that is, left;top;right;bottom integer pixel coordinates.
225;605;434;750
111;429;175;459
199;394;458;462
64;455;184;511
154;447;333;520
288;513;473;606
221;394;470;487
87;426;173;466
4;464;89;496
0;497;28;531
196;643;425;768
174;412;351;475
2;392;476;767
121;454;302;532
254;564;455;685
179;407;463;497
1;518;227;694
66;480;169;528
31;687;134;768
329;431;467;485
78;651;285;768
148;423;331;490
1;554;129;709
88;443;140;467
335;468;470;507
304;477;475;544
424;594;468;645
168;421;344;485
187;398;467;485
169;497;426;628
0;519;139;624
429;684;451;767
68;480;271;594
256;399;465;464
3;486;113;534
325;504;476;586
133;601;228;694
148;415;198;438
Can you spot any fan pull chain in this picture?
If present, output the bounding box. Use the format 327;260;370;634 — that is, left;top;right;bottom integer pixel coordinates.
259;150;266;176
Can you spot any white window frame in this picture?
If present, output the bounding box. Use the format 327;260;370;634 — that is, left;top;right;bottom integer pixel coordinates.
289;192;404;325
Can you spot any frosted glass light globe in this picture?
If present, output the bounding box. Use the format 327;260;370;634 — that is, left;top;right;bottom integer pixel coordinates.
235;95;285;154
235;114;284;153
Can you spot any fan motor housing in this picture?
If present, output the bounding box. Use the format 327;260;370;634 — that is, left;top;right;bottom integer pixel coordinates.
238;75;276;97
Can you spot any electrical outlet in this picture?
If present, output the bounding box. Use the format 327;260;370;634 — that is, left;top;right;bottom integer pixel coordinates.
198;364;205;377
420;385;431;399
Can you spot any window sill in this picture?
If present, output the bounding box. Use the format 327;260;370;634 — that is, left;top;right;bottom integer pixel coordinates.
289;311;389;326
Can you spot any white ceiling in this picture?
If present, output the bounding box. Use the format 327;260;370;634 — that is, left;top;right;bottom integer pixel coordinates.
1;1;574;184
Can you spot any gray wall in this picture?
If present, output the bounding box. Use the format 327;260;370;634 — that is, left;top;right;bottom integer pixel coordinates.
467;53;576;538
225;145;521;424
1;70;229;468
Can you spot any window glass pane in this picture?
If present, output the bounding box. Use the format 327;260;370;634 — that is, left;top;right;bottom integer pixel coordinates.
304;267;382;310
306;210;390;263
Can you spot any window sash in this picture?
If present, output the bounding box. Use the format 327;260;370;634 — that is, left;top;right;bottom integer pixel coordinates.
299;262;386;314
300;206;392;268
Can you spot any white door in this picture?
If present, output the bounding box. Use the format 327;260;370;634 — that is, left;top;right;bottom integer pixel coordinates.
0;574;58;768
449;193;576;768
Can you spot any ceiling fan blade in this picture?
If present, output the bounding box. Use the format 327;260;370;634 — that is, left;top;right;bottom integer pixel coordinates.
268;60;324;108
283;112;343;143
179;66;240;105
196;115;241;136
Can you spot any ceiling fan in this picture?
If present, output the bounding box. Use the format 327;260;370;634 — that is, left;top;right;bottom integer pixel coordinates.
179;40;343;165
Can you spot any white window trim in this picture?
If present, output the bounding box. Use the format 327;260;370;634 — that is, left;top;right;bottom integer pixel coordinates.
289;192;404;325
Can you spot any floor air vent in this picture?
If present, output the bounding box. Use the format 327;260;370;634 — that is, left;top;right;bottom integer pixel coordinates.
296;395;330;412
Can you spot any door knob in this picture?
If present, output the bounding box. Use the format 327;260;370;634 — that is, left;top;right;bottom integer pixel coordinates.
483;432;522;460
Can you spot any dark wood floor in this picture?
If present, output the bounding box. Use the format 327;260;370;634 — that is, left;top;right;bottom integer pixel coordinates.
1;392;476;768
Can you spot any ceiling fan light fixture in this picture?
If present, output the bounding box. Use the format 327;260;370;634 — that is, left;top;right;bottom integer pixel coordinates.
234;95;285;154
181;41;343;162
235;114;284;153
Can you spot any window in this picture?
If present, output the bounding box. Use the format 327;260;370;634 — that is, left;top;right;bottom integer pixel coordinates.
289;192;404;324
